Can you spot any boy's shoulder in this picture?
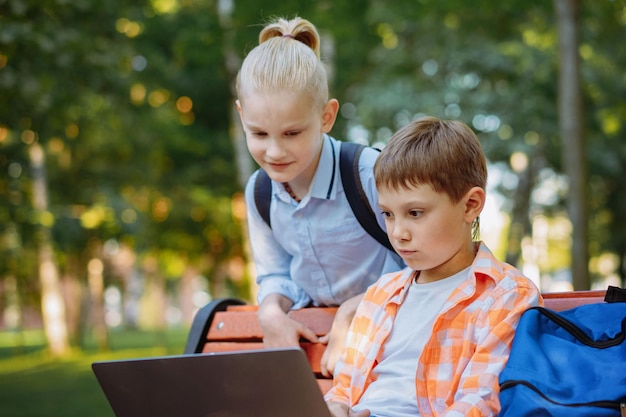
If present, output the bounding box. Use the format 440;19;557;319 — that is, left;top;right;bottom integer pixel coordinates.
471;243;541;303
481;248;534;282
473;243;523;281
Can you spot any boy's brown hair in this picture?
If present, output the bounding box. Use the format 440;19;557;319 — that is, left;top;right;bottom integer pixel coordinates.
374;116;487;204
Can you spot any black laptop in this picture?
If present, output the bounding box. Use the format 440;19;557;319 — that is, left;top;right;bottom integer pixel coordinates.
92;347;332;417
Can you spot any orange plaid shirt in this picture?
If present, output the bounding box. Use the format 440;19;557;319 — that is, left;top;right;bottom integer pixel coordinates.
325;242;542;417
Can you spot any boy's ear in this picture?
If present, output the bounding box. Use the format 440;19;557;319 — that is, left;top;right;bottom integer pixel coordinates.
321;99;339;133
464;186;486;223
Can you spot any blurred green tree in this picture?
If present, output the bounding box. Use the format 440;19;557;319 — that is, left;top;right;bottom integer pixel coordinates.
0;0;148;355
1;0;625;356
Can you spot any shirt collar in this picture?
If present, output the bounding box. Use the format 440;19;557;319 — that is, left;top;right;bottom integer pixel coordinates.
445;242;505;305
387;242;502;306
309;134;338;200
469;241;504;284
388;268;417;305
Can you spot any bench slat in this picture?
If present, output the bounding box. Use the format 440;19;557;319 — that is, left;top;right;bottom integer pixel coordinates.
543;290;605;311
197;342;327;374
208;311;263;340
200;342;265;353
287;307;338;334
300;343;326;375
207;308;339;341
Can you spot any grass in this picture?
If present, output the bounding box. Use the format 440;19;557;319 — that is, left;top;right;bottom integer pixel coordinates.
0;327;189;417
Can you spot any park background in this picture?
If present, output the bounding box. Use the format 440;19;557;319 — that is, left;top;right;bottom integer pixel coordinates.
1;0;625;415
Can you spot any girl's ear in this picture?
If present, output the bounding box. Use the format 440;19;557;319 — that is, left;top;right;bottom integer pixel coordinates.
321;99;339;133
463;186;486;223
235;99;246;127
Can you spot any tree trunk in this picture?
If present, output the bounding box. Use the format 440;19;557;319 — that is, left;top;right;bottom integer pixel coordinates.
618;248;626;288
1;275;27;354
505;160;533;267
217;0;256;301
217;0;252;189
29;142;70;356
179;266;197;326
88;257;109;350
62;269;83;346
554;0;590;290
142;255;168;347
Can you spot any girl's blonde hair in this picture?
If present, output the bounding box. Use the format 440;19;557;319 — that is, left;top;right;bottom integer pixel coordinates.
236;17;329;110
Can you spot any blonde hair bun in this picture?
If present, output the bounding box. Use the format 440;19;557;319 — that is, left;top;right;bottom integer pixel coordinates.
259;17;321;58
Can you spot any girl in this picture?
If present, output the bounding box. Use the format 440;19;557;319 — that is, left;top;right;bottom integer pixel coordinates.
236;16;403;375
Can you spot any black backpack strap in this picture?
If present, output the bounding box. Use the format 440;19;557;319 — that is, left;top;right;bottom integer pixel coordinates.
340;142;395;253
605;286;626;303
253;169;272;229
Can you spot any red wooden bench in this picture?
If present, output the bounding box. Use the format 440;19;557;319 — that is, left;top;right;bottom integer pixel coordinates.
184;289;608;395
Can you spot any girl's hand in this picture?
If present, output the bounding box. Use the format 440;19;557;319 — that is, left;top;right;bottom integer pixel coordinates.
258;295;318;347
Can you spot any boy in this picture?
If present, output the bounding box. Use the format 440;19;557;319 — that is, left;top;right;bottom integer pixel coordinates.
325;116;542;417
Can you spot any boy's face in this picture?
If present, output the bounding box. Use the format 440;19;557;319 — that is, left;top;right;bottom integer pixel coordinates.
378;182;484;283
236;90;338;189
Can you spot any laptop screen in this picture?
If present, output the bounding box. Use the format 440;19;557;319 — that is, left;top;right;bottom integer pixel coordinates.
92;347;332;417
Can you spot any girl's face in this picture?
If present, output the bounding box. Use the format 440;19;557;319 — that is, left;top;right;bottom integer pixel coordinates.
378;182;484;283
237;90;338;189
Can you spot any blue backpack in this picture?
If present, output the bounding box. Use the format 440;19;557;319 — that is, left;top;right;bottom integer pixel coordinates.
498;286;626;417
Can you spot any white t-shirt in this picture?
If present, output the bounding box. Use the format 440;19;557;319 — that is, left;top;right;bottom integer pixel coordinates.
352;268;469;417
